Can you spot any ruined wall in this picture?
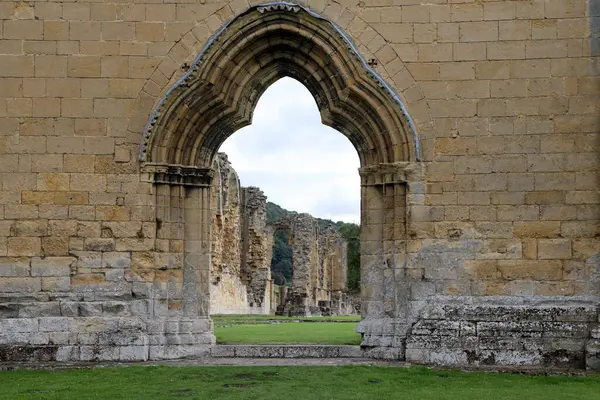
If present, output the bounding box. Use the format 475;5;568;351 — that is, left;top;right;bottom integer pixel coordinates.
209;155;274;315
277;215;351;316
0;0;597;368
240;187;273;314
209;154;248;315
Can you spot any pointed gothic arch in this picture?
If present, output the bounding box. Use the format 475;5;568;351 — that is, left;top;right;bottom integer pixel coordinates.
138;2;424;354
139;2;420;170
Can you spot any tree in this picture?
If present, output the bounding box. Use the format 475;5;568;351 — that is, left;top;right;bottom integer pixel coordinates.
336;222;360;292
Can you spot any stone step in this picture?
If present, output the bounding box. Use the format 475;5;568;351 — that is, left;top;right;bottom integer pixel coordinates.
210;345;365;358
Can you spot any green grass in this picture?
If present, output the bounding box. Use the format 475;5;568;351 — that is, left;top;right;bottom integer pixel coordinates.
211;314;361;326
2;366;600;400
215;321;361;345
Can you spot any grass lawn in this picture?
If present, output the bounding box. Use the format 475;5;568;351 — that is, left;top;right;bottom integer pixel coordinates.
211;314;361;325
215;321;361;345
212;314;362;345
2;365;600;400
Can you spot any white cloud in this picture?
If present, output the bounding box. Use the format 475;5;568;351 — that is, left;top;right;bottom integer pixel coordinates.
219;77;360;223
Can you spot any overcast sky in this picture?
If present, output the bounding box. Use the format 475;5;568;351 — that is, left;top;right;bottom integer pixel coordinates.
219;77;360;223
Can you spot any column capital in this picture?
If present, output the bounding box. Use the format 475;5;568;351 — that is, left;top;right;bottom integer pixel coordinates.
359;162;422;186
141;163;215;187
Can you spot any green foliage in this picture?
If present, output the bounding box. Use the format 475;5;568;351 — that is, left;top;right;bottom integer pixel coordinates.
3;365;600;400
336;222;360;292
266;202;294;285
270;230;292;285
266;201;295;224
266;202;361;290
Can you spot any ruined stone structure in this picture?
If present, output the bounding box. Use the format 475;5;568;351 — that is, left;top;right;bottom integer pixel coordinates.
275;215;351;316
0;0;598;369
209;153;273;315
210;154;351;316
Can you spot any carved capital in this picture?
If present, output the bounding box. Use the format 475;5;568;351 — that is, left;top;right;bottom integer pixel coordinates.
141;163;214;187
359;162;422;186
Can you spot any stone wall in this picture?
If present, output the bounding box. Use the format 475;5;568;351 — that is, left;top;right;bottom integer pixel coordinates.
0;0;597;368
276;214;351;316
209;154;273;315
209;153;248;314
240;186;273;314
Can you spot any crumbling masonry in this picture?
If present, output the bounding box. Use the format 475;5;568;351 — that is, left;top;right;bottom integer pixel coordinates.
0;0;598;370
209;153;351;317
274;214;353;316
209;154;274;315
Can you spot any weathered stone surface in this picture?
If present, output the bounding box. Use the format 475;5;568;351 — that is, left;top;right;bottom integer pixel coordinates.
31;257;76;277
0;0;597;371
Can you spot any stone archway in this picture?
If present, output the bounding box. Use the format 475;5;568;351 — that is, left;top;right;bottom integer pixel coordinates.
140;2;422;358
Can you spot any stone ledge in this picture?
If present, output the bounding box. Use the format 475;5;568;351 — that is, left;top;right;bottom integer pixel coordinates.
210;345;365;358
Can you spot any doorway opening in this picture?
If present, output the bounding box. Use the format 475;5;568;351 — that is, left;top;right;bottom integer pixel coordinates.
209;78;361;345
139;3;419;355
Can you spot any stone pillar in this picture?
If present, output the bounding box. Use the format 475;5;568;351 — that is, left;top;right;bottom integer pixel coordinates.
356;162;422;359
286;213;318;316
239;187;272;314
141;164;216;359
183;185;212;318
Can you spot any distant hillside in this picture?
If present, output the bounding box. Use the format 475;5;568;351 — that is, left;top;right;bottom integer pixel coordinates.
266;202;360;292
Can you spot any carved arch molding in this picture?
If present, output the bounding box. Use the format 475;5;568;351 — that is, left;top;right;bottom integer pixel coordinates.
139;2;422;348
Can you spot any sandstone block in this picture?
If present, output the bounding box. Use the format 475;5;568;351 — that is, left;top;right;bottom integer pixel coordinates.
71;274;105;287
457;192;490;205
4;20;43;40
34;55;67;78
500;21;531;41
44;21;69;40
96;206;130;221
525;191;566;205
37;173;70;192
120;345;149;361
0;277;41;293
538;239;572;260
102;22;135;41
101;56;129;78
42;277;71;292
84;238;115;252
0;257;30;277
69;205;96;221
513;221;561;238
459;22;498;42
114;147;131;163
70;21;101;41
561;221;599;238
68;56;101;78
73;251;102;269
498;260;563;281
70;174;107;192
102;252;131;269
451;4;482;22
3;318;38;333
13;220;49;237
7;237;41;257
64;155;95;173
31;257;76;277
146;4;176;21
487;42;525;60
42;237;69;256
434;137;477;155
55;192;89;206
522;239;538;260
